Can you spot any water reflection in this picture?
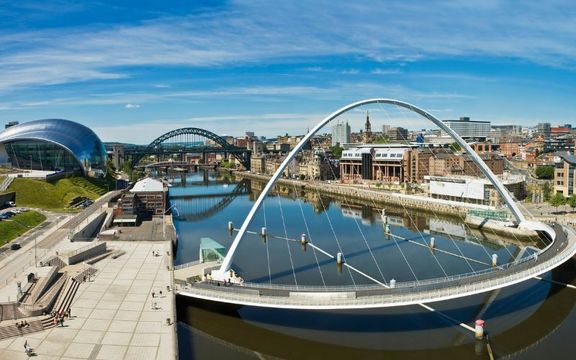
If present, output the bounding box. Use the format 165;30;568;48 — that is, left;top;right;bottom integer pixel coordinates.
176;260;576;359
169;170;576;359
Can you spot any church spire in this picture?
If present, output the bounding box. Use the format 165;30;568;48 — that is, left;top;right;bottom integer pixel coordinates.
363;110;372;143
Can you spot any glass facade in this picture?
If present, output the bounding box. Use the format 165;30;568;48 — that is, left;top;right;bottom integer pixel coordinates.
0;119;107;177
4;141;81;172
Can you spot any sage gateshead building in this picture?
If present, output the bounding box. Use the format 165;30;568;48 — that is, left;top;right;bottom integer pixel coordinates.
0;119;107;178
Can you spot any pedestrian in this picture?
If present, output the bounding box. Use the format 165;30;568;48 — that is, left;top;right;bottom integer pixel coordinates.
159;290;163;297
24;340;28;350
68;308;72;318
60;317;64;327
152;291;155;298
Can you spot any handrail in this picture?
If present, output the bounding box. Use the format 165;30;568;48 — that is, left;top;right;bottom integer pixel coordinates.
173;260;203;270
179;224;576;308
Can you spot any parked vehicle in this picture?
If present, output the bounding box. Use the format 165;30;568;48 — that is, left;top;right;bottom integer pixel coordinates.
10;243;21;250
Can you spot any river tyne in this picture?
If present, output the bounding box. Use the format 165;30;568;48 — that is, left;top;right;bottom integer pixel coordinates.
169;169;576;360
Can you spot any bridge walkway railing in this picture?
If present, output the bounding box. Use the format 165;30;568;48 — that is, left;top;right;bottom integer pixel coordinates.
177;224;576;308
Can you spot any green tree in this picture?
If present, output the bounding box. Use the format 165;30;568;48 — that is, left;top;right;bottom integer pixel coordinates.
449;142;461;153
373;135;390;144
549;192;565;211
535;165;554;179
122;160;132;174
567;194;576;211
220;160;234;169
542;182;552;201
330;144;343;159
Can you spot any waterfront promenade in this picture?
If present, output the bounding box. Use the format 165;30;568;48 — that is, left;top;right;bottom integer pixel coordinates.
0;188;177;360
0;240;176;360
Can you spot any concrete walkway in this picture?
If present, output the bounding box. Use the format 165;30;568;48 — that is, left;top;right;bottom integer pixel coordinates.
0;241;176;360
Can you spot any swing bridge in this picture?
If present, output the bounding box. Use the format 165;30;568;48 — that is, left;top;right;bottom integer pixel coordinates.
174;99;576;314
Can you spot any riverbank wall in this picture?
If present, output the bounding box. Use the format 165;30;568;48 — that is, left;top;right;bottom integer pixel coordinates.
235;171;539;240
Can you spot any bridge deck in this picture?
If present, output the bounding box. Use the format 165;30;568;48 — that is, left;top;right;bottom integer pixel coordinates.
176;224;576;309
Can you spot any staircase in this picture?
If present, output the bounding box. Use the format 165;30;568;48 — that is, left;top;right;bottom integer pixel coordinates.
0;320;44;340
40;276;80;329
0;176;13;192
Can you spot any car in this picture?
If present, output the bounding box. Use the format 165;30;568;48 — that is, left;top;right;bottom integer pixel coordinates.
7;201;16;207
10;243;21;250
0;213;12;219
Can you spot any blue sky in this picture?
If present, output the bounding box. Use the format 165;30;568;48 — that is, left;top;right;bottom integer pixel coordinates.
0;0;575;143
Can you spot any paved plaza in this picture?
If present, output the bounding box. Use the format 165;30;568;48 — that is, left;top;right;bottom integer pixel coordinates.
0;241;176;360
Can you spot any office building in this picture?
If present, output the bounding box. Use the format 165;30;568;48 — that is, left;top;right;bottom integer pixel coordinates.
442;117;490;140
554;153;576;197
332;121;351;146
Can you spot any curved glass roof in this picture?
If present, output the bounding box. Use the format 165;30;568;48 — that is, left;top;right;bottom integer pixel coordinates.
0;119;107;176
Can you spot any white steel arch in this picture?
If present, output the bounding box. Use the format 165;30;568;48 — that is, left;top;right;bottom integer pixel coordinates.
215;99;532;278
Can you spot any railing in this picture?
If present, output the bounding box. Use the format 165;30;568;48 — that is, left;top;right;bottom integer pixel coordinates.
179;224;576;307
235;236;553;294
173;259;203;270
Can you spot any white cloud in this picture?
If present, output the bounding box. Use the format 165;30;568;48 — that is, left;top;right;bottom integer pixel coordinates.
0;0;575;93
371;68;401;75
125;103;140;109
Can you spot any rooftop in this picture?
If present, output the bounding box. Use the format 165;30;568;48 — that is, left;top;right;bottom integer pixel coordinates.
558;152;576;165
131;177;164;193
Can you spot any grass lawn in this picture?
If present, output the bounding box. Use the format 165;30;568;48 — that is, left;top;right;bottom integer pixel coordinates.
0;210;46;245
4;176;107;210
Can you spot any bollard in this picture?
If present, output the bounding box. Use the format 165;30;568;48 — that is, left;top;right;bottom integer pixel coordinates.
336;252;343;265
385;224;390;234
492;254;498;267
430;237;435;249
227;221;233;232
261;227;267;237
475;319;485;339
390;278;396;288
300;233;307;245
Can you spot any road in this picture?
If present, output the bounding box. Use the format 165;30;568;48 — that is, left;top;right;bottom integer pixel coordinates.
0;190;120;291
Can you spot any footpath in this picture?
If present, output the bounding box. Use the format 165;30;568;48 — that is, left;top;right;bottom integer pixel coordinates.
0;190;177;359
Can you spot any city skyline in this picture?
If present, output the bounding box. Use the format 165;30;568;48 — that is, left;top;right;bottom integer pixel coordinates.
0;1;575;143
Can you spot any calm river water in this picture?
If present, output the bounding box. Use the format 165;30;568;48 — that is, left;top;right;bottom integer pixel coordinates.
170;170;576;360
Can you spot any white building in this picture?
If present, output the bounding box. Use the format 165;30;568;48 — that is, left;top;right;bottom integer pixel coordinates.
425;173;526;207
332;121;351;146
442;117;491;140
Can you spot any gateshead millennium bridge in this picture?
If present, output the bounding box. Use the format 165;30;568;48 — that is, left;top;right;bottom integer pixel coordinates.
174;99;576;312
